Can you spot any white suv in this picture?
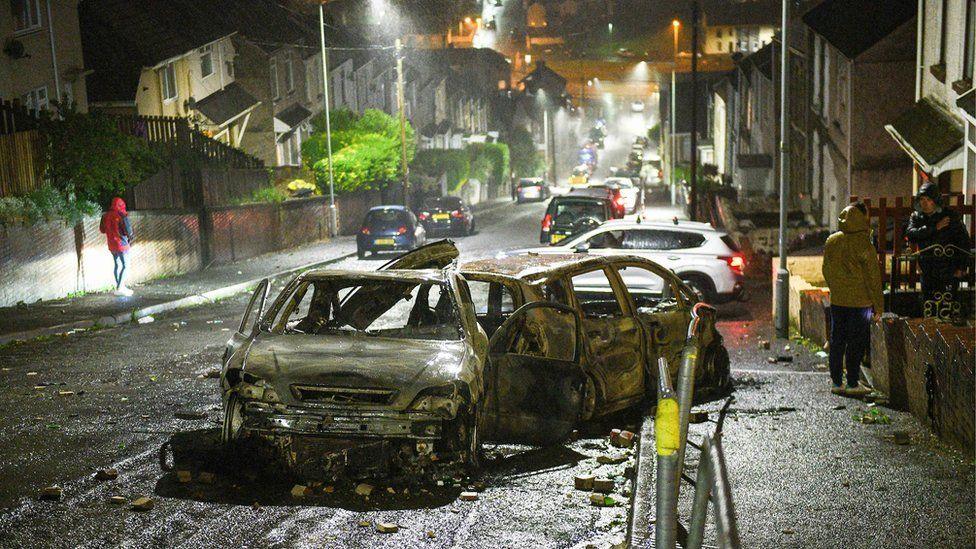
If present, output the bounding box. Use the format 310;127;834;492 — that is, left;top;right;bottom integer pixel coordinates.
524;219;746;303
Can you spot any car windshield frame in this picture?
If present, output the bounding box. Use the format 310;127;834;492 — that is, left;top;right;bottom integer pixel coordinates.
257;274;464;341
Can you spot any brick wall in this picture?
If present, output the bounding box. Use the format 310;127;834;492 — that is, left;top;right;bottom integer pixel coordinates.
0;210;201;307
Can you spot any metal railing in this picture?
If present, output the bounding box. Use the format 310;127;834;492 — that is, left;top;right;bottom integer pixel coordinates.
654;303;741;549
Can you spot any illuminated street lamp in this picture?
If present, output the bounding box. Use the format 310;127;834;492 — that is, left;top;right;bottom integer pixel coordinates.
670;19;680;206
318;1;337;236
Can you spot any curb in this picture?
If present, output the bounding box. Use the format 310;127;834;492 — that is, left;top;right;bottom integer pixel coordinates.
627;410;657;548
0;250;357;346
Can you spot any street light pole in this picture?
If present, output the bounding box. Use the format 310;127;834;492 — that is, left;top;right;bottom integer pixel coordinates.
318;3;338;237
671;19;680;207
774;0;791;338
395;38;410;208
689;1;699;221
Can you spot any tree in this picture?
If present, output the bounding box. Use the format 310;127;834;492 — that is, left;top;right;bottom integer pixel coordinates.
504;125;543;179
302;108;415;193
41;109;160;208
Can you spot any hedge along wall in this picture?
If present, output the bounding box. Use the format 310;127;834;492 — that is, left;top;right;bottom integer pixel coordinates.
0;210;201;308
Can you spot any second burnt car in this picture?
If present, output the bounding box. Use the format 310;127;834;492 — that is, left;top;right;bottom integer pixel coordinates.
219;242;729;481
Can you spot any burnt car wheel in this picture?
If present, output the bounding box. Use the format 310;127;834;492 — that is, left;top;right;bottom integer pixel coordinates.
221;393;244;446
701;341;732;392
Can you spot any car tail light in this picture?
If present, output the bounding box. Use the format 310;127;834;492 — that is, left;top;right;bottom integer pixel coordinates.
723;254;745;274
541;214;552;230
360;227;370;235
397;226;408;235
418;212;429;221
451;210;465;219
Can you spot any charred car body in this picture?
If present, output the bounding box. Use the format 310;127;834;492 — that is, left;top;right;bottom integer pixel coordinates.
220;242;729;481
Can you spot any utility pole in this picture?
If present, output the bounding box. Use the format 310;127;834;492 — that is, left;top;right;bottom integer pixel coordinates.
689;0;699;221
318;3;337;237
774;0;791;338
670;19;680;207
395;38;410;208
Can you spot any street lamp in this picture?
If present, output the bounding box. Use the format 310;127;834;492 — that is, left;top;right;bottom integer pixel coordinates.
318;2;338;237
670;19;680;207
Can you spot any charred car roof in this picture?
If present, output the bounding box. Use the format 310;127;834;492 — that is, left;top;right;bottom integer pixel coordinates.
460;253;654;281
298;269;452;283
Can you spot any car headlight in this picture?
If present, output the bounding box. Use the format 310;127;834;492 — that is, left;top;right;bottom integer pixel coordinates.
237;374;280;403
409;382;461;418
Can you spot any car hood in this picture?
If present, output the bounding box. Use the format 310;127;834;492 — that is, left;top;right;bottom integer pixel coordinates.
242;333;469;410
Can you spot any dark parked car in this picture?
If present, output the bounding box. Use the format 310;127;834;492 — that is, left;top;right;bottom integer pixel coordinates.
417;196;475;236
357;205;426;259
569;186;626;218
516;178;552;203
540;196;612;245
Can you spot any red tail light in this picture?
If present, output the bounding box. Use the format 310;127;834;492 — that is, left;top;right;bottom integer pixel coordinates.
397;226;408;235
614;195;625;206
451;210;465;219
360;227;370;235
542;214;552;230
723;254;745;273
418;212;429;221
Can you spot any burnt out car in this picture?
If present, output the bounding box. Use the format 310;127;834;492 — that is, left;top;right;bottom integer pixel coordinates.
220;242;729;481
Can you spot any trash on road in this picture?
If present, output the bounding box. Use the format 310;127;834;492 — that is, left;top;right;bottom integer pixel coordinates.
136;316;155;324
589;493;617;507
574;475;595;490
459;491;479;501
130;496;154;511
853;409;891;425
597;454;628;465
759;340;770;350
107;495;126;505
376;522;399;533
689;411;709;424
815;351;828;358
39;486;62;501
95;468;119;480
355;483;375;497
592;478;614;493
610;429;635;448
290;484;311;498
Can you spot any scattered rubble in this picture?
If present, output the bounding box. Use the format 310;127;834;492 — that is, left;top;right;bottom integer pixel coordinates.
130;496;154;511
95;468;118;481
427;531;436;539
459;491;479;501
609;429;635;448
136;316;155;324
107;496;126;505
39;486;62;501
375;522;399;533
776;355;794;363
596;454;627;465
358;520;371;527
759;340;770;350
574;475;595;491
176;470;192;483
291;484;311;498
853;409;891;425
689;411;709;424
355;483;375;497
589;493;617;507
592;479;614;494
58;390;74;396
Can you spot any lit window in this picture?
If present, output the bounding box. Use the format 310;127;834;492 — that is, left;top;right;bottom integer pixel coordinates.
12;0;41;32
160;63;177;101
21;86;48;110
270;59;279;100
199;44;214;78
284;54;295;93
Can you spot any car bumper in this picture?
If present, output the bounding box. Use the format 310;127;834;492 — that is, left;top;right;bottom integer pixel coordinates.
716;276;747;303
425;219;463;234
518;189;543;201
358;234;414;251
241;401;445;440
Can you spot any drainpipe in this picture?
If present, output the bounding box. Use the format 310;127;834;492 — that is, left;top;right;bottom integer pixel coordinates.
45;0;61;104
913;2;924;193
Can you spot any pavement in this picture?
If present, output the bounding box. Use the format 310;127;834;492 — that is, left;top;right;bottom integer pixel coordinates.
0;198;513;347
627;281;976;549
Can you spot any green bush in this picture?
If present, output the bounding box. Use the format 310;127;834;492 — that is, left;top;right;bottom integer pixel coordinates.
412;149;470;191
0;184;99;226
503;126;543;179
468;142;509;186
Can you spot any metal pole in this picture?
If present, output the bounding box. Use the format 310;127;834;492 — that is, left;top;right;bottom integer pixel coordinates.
689;0;699;221
774;0;791;338
319;4;338;237
686;436;713;549
654;357;680;549
396;38;410;208
45;0;61;105
670;23;678;207
673;328;701;495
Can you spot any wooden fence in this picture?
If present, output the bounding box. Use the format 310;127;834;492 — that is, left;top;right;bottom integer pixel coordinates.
0;130;45;198
0;99;40;135
112;115;263;169
850;193;976;292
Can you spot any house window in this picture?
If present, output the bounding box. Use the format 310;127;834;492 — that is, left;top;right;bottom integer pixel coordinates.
270;59;279;100
715;41;722;52
199;44;214;78
290;132;301;165
284;54;295;93
717;28;723;38
939;0;949;66
964;0;975;82
160;62;177;102
11;0;41;33
223;43;235;78
728;41;733;52
21;86;48;111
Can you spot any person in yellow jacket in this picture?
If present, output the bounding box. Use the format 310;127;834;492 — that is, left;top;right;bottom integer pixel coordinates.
822;202;883;397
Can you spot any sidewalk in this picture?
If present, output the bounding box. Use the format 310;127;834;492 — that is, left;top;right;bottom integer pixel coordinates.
0;236;357;345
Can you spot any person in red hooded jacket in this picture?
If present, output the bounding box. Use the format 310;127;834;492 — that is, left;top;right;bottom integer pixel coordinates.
100;197;134;296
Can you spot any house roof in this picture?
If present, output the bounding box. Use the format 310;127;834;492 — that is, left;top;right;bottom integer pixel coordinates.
958;88;976;120
702;0;781;27
275;103;313;130
801;0;916;59
520;61;567;97
739;41;773;80
885;97;964;170
194;82;260;127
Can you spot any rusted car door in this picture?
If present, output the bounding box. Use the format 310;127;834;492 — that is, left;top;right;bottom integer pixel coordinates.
223;278;270;364
566;267;645;410
482;301;585;445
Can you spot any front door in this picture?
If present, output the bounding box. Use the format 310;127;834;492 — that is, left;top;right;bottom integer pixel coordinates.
482;302;585;445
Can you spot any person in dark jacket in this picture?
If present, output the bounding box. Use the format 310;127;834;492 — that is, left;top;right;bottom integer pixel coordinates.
905;183;971;319
99;197;134;296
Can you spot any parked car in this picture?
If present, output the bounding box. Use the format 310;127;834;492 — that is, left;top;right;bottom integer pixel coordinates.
516;177;552;203
525;219;746;303
356;205;426;259
541;195;613;245
568;165;591;187
630;100;645;112
417;196;475;236
220;241;730;480
569;185;625;219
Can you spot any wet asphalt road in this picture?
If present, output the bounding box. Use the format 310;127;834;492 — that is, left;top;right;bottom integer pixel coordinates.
0;200;643;548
